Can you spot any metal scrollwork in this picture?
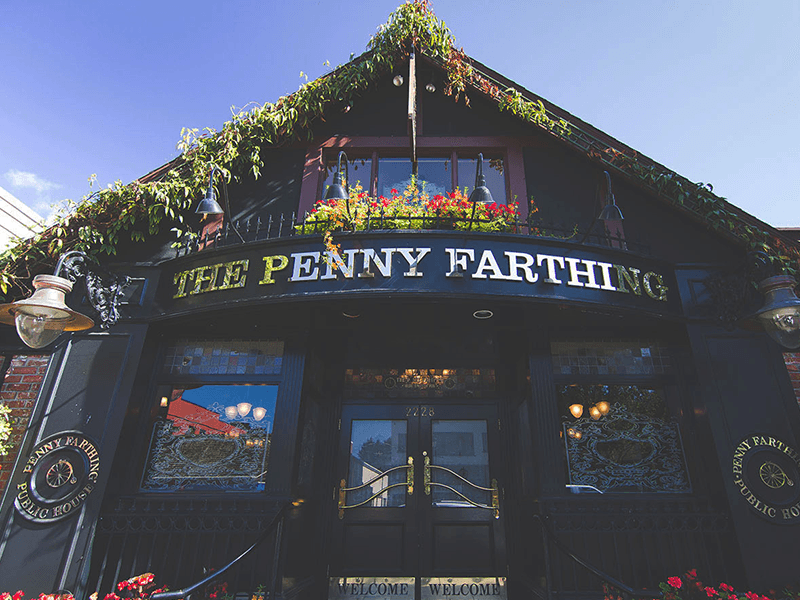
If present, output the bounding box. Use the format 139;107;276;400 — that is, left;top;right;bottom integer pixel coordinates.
84;270;130;329
57;250;131;329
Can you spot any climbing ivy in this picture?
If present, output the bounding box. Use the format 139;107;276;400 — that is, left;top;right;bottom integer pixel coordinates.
0;0;796;300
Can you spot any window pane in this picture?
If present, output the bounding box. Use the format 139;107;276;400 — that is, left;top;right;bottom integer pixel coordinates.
348;420;408;507
323;156;372;195
377;157;450;198
458;155;506;203
142;385;277;491
558;384;690;493
416;157;451;197
431;420;490;507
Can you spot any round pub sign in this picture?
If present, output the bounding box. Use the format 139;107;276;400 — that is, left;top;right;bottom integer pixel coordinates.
732;434;800;525
15;432;100;523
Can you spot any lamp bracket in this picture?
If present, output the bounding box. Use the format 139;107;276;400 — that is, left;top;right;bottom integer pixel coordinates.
55;251;130;329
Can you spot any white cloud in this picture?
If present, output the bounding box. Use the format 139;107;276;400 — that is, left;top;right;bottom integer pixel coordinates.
4;169;62;194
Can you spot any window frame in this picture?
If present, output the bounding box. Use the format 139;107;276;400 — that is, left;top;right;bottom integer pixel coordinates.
300;136;530;219
137;338;297;496
551;341;694;496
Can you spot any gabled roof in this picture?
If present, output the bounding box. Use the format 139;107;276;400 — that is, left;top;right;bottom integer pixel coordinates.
0;0;797;299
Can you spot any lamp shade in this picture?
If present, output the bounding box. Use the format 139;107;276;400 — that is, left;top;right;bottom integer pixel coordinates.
598;202;624;221
195;190;224;215
468;153;494;205
568;404;584;418
755;275;800;349
0;274;94;348
324;171;348;202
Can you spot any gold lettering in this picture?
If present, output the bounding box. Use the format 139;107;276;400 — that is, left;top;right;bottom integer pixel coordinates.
219;260;249;290
173;270;191;299
191;265;216;295
613;265;641;295
643;272;668;301
260;255;289;285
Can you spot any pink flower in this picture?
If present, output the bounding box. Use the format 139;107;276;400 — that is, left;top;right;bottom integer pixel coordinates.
667;577;683;589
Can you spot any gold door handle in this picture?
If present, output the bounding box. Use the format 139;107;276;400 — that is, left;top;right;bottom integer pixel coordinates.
491;478;500;519
424;451;431;495
337;459;416;519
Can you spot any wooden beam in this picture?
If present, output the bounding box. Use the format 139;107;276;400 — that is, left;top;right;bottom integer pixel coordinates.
408;51;417;175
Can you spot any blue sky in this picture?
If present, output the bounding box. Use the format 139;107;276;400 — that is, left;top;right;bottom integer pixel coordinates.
1;0;797;226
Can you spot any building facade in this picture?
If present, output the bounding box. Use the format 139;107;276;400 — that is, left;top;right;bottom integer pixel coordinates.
0;5;799;599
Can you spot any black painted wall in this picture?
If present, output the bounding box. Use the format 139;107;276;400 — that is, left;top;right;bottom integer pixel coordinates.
0;326;148;596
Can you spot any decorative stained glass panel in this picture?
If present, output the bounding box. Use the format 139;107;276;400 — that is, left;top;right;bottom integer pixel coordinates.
551;340;672;376
344;368;495;398
162;340;284;375
142;384;277;491
558;384;690;493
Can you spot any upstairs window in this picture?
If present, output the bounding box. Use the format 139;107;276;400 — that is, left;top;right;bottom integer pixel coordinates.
322;152;507;202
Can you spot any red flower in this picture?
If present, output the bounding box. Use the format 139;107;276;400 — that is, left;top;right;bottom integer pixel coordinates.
391;188;399;195
668;577;683;589
706;588;718;597
720;584;734;593
686;570;697;580
12;593;23;600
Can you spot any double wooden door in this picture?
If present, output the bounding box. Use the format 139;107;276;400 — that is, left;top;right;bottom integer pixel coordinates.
331;403;506;578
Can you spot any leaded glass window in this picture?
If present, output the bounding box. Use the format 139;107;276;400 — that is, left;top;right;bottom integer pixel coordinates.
162;339;284;375
142;384;277;491
558;384;690;493
551;340;672;376
344;368;496;399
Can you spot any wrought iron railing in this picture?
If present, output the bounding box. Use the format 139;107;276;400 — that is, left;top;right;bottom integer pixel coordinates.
87;497;304;600
530;513;662;600
531;497;743;598
149;499;301;600
177;212;648;256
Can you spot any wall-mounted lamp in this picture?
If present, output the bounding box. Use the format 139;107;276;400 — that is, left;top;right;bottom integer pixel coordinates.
237;402;252;417
252;406;267;421
323;151;352;219
468;153;494;230
392;75;404;87
598;171;623;221
568;404;584;419
754;275;800;349
596;401;611;415
224;406;238;419
589;406;602;420
196;166;246;243
0;250;128;348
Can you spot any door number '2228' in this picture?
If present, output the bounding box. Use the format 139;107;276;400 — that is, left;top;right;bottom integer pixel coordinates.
406;406;434;417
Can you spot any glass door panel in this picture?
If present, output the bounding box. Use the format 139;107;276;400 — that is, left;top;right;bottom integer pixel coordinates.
430;420;491;508
347;420;409;508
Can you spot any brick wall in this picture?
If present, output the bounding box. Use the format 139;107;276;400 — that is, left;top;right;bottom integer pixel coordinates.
0;355;49;496
785;352;800;407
